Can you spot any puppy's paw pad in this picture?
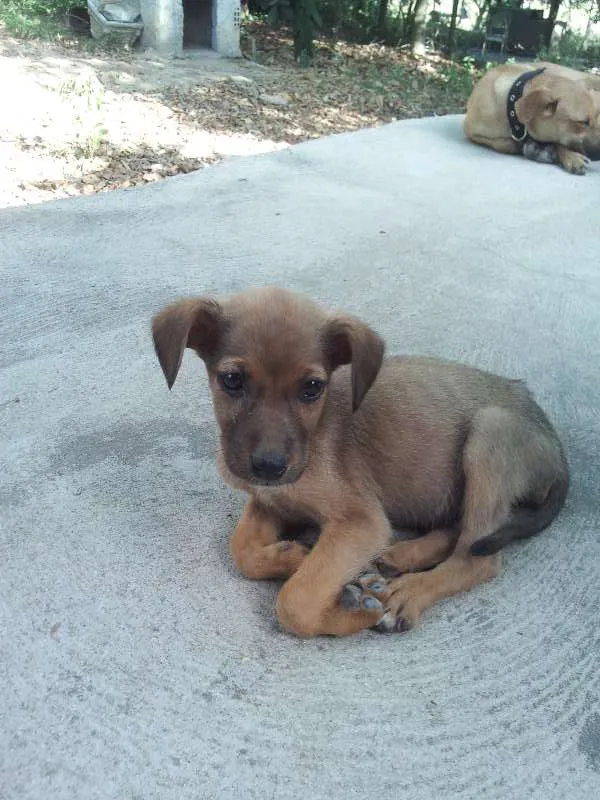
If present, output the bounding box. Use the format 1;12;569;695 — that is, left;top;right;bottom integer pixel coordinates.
357;572;388;595
361;595;384;611
341;583;385;612
341;583;363;609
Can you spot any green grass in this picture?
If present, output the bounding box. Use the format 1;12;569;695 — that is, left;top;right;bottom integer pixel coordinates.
0;0;74;40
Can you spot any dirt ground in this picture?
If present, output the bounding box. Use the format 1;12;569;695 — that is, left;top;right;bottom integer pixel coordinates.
0;22;476;209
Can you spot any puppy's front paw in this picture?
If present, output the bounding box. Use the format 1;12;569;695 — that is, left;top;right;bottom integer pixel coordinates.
234;540;309;580
559;149;589;175
340;572;389;613
374;574;427;634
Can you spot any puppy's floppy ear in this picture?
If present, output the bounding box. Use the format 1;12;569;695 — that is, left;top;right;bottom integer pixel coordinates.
322;315;385;412
152;298;223;389
515;88;558;126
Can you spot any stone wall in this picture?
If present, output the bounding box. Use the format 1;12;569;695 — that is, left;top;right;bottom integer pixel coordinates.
139;0;240;57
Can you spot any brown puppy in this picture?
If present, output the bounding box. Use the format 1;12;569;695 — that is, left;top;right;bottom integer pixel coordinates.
152;288;569;637
464;62;600;174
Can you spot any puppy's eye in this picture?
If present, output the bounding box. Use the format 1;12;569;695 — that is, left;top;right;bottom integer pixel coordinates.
299;378;326;403
219;371;244;395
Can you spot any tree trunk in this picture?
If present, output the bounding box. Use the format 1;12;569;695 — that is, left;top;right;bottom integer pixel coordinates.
584;0;595;44
475;0;492;32
403;1;415;39
544;0;562;49
410;0;430;55
548;0;562;27
447;0;460;56
377;0;389;35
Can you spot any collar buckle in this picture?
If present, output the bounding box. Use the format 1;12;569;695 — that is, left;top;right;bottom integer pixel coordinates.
511;127;529;143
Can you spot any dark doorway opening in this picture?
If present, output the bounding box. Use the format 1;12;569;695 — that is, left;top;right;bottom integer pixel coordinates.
183;0;213;49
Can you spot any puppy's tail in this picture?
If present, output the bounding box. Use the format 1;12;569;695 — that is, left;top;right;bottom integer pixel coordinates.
470;474;569;557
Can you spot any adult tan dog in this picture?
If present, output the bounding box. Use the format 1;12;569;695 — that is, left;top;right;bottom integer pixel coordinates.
152;288;568;637
464;62;600;174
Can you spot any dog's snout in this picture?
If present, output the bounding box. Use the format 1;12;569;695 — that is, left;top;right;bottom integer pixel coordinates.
251;452;288;481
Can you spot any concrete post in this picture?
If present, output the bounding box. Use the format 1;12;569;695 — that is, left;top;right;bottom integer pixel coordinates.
140;0;184;56
213;0;241;57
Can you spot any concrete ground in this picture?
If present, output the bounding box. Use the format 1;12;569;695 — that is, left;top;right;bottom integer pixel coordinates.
1;116;599;800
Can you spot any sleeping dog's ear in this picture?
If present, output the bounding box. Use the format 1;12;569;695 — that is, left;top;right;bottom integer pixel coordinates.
152;298;224;389
321;315;385;411
514;87;558;126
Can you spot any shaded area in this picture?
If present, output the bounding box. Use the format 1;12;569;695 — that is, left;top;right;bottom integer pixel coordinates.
0;20;477;207
163;33;476;145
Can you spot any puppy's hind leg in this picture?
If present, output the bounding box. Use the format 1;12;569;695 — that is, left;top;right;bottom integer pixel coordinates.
470;418;568;556
377;407;532;632
374;528;458;577
343;528;458;615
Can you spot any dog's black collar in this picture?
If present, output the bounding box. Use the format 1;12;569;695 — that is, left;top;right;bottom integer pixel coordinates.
507;67;546;145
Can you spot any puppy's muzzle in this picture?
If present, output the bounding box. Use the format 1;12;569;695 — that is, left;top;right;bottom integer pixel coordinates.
250;451;288;482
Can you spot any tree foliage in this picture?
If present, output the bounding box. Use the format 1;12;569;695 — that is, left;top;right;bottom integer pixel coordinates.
6;0;600;65
250;0;600;64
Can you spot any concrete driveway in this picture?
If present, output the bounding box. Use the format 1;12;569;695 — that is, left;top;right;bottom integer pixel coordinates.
1;116;599;800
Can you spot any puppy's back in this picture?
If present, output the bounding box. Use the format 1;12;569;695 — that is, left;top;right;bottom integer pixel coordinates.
328;356;564;529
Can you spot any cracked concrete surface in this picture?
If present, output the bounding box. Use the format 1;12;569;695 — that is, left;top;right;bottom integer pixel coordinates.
1;116;599;799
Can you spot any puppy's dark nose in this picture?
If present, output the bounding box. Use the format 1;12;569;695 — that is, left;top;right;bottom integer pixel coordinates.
251;452;287;481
